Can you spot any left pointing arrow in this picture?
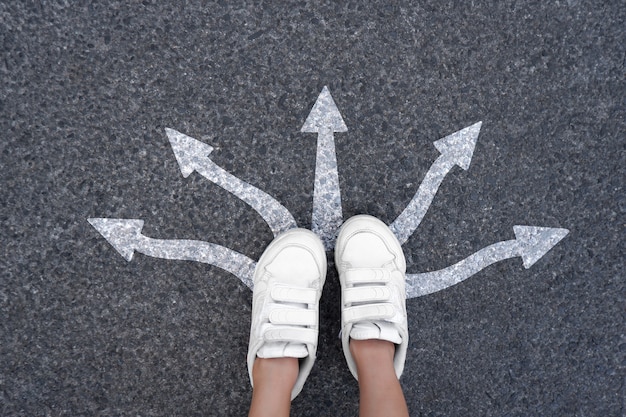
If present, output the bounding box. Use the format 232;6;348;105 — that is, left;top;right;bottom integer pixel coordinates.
165;128;298;237
88;218;257;289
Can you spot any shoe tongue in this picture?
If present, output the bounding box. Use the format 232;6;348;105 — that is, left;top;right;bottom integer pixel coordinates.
349;321;402;344
257;341;308;359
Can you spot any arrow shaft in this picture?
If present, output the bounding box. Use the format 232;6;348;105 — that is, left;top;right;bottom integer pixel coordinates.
405;239;520;298
312;128;343;249
138;236;257;289
390;155;455;244
196;161;297;237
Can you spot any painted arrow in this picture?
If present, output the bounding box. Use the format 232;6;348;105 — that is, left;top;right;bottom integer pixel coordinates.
389;122;482;245
88;218;257;289
301;86;348;250
404;225;569;299
166;128;297;237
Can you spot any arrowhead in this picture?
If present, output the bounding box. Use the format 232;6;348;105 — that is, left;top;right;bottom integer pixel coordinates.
513;225;569;269
433;121;482;170
88;218;145;261
165;128;214;178
301;86;348;133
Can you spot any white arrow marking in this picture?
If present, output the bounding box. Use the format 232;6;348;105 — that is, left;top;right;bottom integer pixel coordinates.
389;122;482;245
88;218;257;289
405;225;569;298
166;128;297;237
301;86;348;250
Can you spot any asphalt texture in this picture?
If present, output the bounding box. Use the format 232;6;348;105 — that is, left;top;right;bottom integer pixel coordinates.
1;1;624;416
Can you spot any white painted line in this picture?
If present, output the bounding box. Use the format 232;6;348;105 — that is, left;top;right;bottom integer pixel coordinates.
405;225;569;298
166;128;298;237
89;89;570;300
389;122;482;245
301;86;348;250
88;218;257;289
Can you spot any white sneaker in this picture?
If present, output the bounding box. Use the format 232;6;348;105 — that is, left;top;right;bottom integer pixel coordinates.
335;215;409;380
247;228;327;400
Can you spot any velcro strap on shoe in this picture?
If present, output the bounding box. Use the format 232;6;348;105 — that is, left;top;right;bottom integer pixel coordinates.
343;286;391;304
269;308;316;326
343;303;395;324
344;268;393;285
271;285;317;305
264;327;318;345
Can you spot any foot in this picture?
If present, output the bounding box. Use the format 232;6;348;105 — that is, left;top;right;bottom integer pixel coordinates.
247;228;327;400
335;215;408;380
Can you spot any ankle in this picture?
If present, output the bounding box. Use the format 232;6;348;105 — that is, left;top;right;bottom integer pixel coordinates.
252;357;299;392
249;357;298;417
350;339;395;370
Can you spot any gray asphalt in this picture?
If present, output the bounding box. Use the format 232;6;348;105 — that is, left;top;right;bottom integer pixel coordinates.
1;1;624;416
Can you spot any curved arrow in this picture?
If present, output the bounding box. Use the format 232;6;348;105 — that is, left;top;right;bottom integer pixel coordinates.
301;86;348;250
88;218;257;289
405;225;569;299
165;128;297;237
389;122;482;245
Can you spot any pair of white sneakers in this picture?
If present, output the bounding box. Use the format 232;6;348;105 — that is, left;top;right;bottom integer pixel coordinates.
247;215;409;400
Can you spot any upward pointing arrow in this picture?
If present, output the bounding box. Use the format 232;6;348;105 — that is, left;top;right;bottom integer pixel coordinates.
405;225;569;298
301;86;348;250
88;218;257;289
166;128;298;237
389;122;482;245
301;86;348;133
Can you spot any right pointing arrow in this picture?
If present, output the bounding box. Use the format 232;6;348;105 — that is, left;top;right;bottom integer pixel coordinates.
405;225;569;298
88;218;257;289
166;128;297;237
301;86;348;250
389;122;482;245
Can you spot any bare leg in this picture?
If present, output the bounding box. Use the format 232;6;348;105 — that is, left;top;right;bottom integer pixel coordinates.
248;357;298;417
350;339;409;417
